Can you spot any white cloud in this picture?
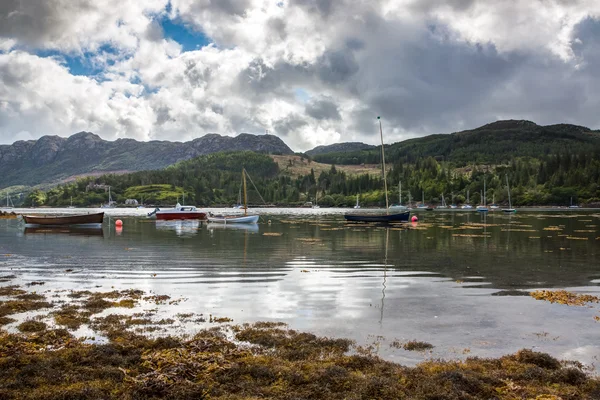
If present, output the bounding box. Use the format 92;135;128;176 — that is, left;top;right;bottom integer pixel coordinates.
1;0;600;150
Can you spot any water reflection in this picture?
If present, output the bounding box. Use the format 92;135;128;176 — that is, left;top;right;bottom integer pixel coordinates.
154;220;201;237
1;211;599;366
24;226;104;237
206;223;260;233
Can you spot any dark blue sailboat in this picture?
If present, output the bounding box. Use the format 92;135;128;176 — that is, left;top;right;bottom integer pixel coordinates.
345;117;410;223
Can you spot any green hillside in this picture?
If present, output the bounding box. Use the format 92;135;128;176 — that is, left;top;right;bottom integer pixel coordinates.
313;120;600;165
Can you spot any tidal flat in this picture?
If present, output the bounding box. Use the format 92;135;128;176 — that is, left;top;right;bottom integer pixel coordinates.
0;284;599;399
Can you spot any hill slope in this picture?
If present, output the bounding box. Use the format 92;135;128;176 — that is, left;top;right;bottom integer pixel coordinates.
0;132;293;189
305;142;376;157
312;120;600;165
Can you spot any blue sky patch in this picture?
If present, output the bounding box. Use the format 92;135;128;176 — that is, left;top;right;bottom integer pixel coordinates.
37;44;120;77
159;15;211;52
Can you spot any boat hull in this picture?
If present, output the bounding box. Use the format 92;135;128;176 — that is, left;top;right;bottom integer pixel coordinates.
23;212;104;227
207;215;259;224
156;212;206;220
344;212;410;223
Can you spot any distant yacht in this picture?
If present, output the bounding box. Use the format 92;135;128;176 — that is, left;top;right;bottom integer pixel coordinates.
502;175;516;213
389;181;409;211
461;189;473;209
354;194;360;209
101;186;116;208
476;180;489;212
569;196;580;208
437;193;448;209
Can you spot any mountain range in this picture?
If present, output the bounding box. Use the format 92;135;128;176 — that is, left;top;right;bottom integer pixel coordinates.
0;132;293;189
2;119;600;190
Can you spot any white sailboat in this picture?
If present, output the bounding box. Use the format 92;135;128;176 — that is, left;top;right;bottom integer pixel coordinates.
477;179;489;212
4;192;14;209
490;194;499;210
68;196;75;209
569;196;580;208
233;187;243;209
437;193;448;209
502;175;516;213
354;194;361;209
208;169;259;224
101;186;116;208
312;191;320;209
417;190;428;209
461;189;473;209
389;181;408;211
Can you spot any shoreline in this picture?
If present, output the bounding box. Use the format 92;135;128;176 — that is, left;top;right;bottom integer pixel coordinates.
1;284;599;399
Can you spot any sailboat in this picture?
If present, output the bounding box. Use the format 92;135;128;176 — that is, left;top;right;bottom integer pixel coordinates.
101;186;116;208
312;192;320;209
437;193;448;209
354;194;361;209
502;175;516;213
68;196;75;209
417;190;428;209
344;117;410;223
450;193;458;209
233;187;244;209
490;194;499;210
389;181;408;211
4;192;14;209
569;196;580;209
461;189;473;209
477;179;489;212
208;169;259;224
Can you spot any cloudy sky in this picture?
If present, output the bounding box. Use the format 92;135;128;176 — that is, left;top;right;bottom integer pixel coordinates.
1;0;600;151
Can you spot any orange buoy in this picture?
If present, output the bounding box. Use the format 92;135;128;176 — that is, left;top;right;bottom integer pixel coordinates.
115;219;123;227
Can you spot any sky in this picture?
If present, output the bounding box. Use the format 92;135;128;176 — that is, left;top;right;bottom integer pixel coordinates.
1;0;600;151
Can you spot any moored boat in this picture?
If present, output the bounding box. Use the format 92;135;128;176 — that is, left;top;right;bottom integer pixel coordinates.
207;168;259;224
344;117;410;223
150;203;206;220
22;212;104;227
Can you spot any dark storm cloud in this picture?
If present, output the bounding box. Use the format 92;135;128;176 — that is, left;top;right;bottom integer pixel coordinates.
273;114;308;136
572;17;600;77
305;98;341;121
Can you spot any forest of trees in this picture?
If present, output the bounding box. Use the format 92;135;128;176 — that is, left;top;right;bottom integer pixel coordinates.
22;149;600;208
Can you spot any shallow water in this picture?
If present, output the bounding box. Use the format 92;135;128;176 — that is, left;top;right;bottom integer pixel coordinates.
1;207;600;367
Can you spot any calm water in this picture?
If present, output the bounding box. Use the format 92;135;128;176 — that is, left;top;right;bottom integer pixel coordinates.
1;208;600;366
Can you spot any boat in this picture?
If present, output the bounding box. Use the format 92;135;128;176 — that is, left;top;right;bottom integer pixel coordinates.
477;180;489;212
389;181;408;211
101;186;116;208
3;192;14;209
437;193;448;209
569;197;580;208
489;194;499;210
233;187;244;209
207;222;259;232
68;196;75;209
416;190;429;209
22;212;104;227
149;203;206;220
502;175;516;213
344;117;410;223
312;192;320;209
354;194;361;209
461;190;473;209
208;169;259;224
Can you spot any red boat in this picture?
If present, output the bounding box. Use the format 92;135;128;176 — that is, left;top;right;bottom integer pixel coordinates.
148;204;206;221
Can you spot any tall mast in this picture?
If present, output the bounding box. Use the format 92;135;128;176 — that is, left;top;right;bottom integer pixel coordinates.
399;181;402;205
378;117;389;214
506;175;512;209
242;168;248;216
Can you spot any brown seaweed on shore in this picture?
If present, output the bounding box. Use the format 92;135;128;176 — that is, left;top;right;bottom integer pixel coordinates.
0;324;599;399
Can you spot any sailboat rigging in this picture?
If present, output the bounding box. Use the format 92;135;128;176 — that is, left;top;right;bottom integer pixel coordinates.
4;192;15;209
208;168;259;224
502;175;516;213
389;181;408;211
344;117;410;223
477;178;489;212
101;186;116;208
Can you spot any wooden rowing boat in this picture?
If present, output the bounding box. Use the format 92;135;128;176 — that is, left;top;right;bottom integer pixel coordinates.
22;212;104;226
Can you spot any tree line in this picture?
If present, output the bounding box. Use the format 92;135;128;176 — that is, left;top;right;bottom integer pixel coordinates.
22;149;600;208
